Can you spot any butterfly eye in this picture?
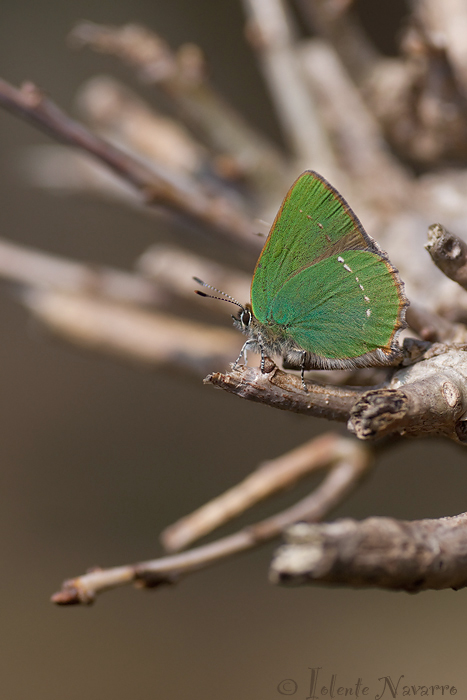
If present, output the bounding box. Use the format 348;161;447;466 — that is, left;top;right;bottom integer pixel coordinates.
241;309;251;327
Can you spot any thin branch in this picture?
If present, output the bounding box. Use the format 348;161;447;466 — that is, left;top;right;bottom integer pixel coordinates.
242;0;336;175
205;362;367;422
69;22;288;194
0;78;257;249
52;432;371;604
0;238;166;307
21;288;240;376
299;39;411;210
426;223;467;291
161;433;372;551
271;513;467;592
406;301;460;342
296;0;379;84
137;244;251;312
414;0;467;92
76;76;206;177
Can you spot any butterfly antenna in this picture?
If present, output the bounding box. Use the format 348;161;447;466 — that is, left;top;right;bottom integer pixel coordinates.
193;277;244;309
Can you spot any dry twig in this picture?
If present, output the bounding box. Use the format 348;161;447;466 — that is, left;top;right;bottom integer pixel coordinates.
0;78;257;248
52;433;371;603
271;514;467;592
242;0;336;176
69;21;288;192
161;432;371;551
22;288;240;376
426;223;467;291
206;362;366;422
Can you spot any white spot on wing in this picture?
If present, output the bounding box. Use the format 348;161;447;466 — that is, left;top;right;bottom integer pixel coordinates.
337;256;373;321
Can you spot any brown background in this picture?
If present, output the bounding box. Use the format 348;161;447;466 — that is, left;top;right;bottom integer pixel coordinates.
0;1;466;698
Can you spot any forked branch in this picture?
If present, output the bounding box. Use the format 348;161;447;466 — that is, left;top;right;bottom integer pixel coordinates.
52;433;372;604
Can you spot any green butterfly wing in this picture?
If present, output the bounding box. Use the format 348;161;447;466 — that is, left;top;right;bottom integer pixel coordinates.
251;171;382;320
250;170;407;364
270;250;404;361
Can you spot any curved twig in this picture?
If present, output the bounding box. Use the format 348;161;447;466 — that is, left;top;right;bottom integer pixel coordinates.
161;433;372;551
52;433;371;604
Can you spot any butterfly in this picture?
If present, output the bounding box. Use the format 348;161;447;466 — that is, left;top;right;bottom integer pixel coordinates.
196;170;408;383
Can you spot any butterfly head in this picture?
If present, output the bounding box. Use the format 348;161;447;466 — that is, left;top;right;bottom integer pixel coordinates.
233;305;252;331
193;277;261;338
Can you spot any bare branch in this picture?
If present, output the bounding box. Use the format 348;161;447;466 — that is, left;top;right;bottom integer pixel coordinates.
295;0;379;84
205;362;366;422
0;78;257;249
69;22;288;193
21;288;240;376
406;301;460;343
0;238;166;306
271;514;467;592
242;0;336;175
52;433;371;604
349;348;467;442
162;433;372;551
137;244;251;312
205;347;467;445
299;39;410;210
426;223;467;291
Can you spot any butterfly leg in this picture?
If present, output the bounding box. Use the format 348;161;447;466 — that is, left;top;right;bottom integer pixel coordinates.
233;340;254;368
257;335;268;373
300;352;308;392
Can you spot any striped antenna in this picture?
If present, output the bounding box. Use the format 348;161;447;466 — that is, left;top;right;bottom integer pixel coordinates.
193;277;244;309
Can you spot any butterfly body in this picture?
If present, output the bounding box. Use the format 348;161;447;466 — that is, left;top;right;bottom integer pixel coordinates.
233;171;408;374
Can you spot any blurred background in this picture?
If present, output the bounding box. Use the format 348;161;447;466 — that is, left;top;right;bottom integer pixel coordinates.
0;0;466;698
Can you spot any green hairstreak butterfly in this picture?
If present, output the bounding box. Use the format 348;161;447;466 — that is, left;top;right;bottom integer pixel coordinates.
195;170;408;382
